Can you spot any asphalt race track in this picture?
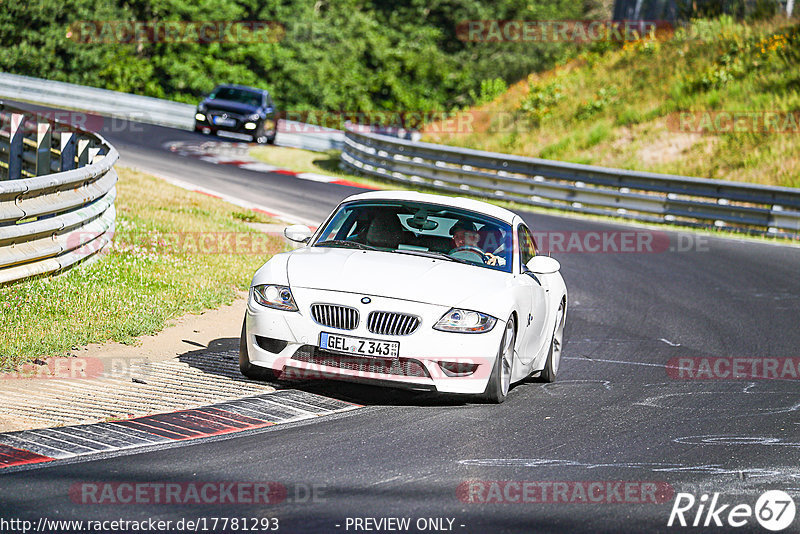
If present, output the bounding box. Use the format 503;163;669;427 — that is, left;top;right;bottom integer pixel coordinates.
2;106;799;533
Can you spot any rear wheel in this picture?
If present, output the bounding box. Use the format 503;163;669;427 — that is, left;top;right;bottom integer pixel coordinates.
239;318;277;381
483;316;515;403
540;299;566;383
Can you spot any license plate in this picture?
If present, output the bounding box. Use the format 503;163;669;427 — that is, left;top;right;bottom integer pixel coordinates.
212;116;236;126
319;332;399;358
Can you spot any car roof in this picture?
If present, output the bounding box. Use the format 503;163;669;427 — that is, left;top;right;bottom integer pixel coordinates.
340;190;519;224
213;84;268;95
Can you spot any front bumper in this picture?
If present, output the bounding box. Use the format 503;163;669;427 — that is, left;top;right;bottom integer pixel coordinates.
194;116;275;138
243;288;504;395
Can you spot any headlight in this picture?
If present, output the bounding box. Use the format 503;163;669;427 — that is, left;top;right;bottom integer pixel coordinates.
195;113;206;121
252;284;298;311
433;308;497;333
244;122;257;130
248;113;260;121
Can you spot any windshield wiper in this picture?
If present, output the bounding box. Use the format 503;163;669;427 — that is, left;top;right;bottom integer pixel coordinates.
315;240;378;251
391;249;471;265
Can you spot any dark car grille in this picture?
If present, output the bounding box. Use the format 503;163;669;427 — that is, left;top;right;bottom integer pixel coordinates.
366;311;420;336
207;109;245;120
207;110;245;129
292;346;430;378
311;304;359;330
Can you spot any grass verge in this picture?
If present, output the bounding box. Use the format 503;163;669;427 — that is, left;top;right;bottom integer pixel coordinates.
0;167;284;371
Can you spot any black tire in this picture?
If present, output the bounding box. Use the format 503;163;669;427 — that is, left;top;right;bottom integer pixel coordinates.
540;300;565;383
253;122;268;144
482;316;515;403
239;318;277;381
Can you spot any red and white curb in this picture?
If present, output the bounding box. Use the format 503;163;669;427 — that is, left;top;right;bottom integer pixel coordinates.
166;140;376;190
147;171;317;228
0;390;361;470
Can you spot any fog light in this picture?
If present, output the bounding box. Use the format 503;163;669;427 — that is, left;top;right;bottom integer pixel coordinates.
438;361;479;377
195;113;206;121
255;336;288;354
244;122;257;130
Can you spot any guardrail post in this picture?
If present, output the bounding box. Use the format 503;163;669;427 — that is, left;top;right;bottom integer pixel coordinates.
77;137;90;167
7;113;24;180
36;121;52;176
60;132;76;171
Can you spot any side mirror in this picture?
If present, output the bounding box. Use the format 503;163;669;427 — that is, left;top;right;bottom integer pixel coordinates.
284;225;313;244
526;256;560;274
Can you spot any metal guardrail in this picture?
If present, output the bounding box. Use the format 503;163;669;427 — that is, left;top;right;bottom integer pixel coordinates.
0;72;344;152
0;101;118;284
341;125;800;237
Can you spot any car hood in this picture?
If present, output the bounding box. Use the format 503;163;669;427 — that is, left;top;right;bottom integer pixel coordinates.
201;99;258;115
285;248;511;308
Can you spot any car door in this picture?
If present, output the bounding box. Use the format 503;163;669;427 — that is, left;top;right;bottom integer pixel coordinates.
513;223;551;372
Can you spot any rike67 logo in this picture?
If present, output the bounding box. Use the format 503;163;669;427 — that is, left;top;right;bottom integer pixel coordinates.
668;490;796;531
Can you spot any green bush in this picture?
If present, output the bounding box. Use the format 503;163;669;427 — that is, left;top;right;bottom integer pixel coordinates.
520;81;564;123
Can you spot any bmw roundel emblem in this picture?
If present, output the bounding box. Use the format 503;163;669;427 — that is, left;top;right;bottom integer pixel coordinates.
361;297;371;304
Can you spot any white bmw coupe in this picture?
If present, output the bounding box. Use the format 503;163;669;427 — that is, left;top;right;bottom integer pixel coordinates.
240;191;567;402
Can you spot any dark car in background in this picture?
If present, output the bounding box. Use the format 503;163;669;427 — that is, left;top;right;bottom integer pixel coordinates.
194;84;277;144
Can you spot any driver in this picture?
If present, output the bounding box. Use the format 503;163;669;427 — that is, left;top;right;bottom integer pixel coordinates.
450;219;480;249
449;220;505;267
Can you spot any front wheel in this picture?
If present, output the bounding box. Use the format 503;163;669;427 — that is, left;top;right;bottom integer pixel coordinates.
483;316;515;403
239;318;277;381
254;122;276;145
540;299;566;383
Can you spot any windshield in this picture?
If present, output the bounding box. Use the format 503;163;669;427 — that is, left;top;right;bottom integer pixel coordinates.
208;87;262;107
313;200;514;273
